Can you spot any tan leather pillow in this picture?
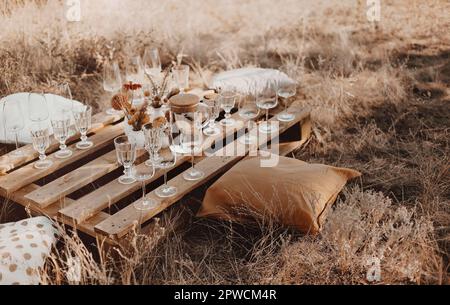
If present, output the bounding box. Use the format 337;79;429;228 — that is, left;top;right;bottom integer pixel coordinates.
197;156;361;234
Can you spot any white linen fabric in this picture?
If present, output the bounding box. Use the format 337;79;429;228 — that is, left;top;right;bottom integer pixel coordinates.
0;216;59;285
0;93;83;144
212;68;295;96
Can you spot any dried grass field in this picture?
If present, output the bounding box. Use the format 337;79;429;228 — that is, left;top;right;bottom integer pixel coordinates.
0;0;449;284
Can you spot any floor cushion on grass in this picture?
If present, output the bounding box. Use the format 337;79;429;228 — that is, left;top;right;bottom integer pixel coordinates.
197;156;361;234
0;216;59;285
1;93;82;144
212;68;295;96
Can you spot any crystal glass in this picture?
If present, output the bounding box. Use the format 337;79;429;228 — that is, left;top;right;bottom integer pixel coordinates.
3;98;25;156
276;82;297;122
142;122;163;167
203;96;222;136
114;135;137;185
143;47;162;77
53;83;74;116
155;124;177;198
51;115;73;159
73;105;93;150
256;88;278;134
30;124;53;169
219;91;238;127
238;94;260;145
28;93;49;123
125;56;145;84
173;65;189;94
103;61;122;115
133;164;157;211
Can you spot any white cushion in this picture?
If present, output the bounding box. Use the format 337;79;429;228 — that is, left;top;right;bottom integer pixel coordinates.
212;68;295;95
0;217;59;285
0;93;83;144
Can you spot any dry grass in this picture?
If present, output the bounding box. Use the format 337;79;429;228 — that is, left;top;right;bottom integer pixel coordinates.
0;0;449;284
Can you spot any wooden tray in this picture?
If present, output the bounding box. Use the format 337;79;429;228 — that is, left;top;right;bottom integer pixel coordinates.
0;92;311;245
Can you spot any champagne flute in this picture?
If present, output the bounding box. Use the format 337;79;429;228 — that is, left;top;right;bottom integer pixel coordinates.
203;94;222;136
173;65;189;94
238;94;260;145
256;88;278;134
114;135;137;185
73;104;93;150
125;56;145;84
142;122;163;167
103;61;122;115
3;98;25;156
155;123;177;198
133;164;157;211
143;47;162;77
219;91;238;127
51;114;73;159
30;123;53;169
276;82;297;122
28;93;49;123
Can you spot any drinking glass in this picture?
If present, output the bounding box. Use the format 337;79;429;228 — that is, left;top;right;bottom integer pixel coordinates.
142;122;163;167
103;61;122;115
155;124;177;198
30;124;52;169
178;112;204;181
28;93;49;123
256;88;278;134
276;82;297;122
114;135;137;185
173;65;189;94
238;95;260;145
143;47;162;77
3;98;25;156
125;56;145;84
53;82;74;116
51;115;73;159
133;164;157;211
203;95;222;136
219;91;238;127
73;104;93;150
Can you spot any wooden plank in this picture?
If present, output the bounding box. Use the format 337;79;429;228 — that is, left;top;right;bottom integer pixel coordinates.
0;123;124;195
59;112;247;225
0;111;123;175
94;106;310;239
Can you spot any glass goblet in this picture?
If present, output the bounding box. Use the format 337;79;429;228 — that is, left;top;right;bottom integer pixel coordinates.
203;94;222;136
276;83;297;122
155;125;178;198
133;164;158;211
30;124;53;169
142;123;163;167
114;135;137;185
73;105;93;150
256;89;278;134
238;95;260;145
51;115;73;159
219;91;238;127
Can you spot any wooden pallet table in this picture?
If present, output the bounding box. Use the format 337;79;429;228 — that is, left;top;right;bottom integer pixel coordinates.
0;92;311;245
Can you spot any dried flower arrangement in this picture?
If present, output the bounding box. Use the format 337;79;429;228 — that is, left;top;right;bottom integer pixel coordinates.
144;65;179;108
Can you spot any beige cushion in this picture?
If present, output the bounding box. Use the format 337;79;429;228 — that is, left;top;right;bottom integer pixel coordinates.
197;156;361;234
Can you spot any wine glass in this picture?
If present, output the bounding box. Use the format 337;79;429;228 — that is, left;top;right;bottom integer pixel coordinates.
173;65;189;94
133;164;157;211
203;94;222;136
155;123;177;198
219;91;238;127
51;114;73;159
103;60;122;115
3;98;25;156
125;56;145;84
30;123;53;169
114;135;137;185
73;104;93;150
238;94;260;145
28;93;49;123
178;112;205;181
142;122;163;167
276;82;297;122
52;83;74;116
143;47;162;77
256;87;278;134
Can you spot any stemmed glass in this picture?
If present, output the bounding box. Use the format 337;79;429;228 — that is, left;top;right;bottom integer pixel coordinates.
178;112;205;181
3;98;25;156
276;82;297;122
155;123;177;198
73;104;93;150
52;83;74;117
30;123;53;169
114;135;137;185
219;91;238;127
133;164;157;211
173;65;189;94
142;122;163;167
125;56;145;84
256;88;278;134
28;93;49;123
238;95;260;145
103;61;123;115
51;114;73;159
143;47;162;77
203;94;222;136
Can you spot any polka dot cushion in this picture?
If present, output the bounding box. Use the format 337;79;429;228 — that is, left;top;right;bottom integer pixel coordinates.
0;217;59;285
